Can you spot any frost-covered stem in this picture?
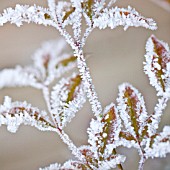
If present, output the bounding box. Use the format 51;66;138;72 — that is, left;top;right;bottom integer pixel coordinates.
42;86;58;127
75;49;102;115
54;21;75;50
56;128;86;162
137;141;146;170
48;2;76;50
42;86;51;113
81;26;94;48
138;155;146;170
73;9;82;44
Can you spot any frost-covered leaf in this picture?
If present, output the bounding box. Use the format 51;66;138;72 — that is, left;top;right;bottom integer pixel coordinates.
32;39;77;85
56;1;75;22
93;6;157;30
79;145;125;170
40;162;61;170
145;126;170;159
40;160;88;170
87;103;124;169
88;103;121;153
141;96;169;138
61;160;88;170
55;1;77;27
144;35;170;97
0;96;55;133
0;66;42;90
81;0;95;21
0;5;55;27
79;145;98;168
117;83;148;145
51;73;86;128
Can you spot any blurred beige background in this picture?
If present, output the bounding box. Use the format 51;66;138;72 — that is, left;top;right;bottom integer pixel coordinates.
0;0;170;170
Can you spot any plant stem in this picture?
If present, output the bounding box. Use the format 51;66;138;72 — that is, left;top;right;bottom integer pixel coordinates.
76;50;102;115
138;156;146;170
56;128;86;162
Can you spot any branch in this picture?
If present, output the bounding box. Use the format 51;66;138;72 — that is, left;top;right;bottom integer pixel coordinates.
76;51;102;116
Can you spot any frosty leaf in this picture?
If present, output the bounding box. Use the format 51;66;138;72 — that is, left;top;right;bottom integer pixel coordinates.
63;7;76;22
117;83;148;147
141;96;169;138
61;160;88;170
51;73;86;128
32;39;77;85
97;154;125;170
79;145;98;168
0;66;42;90
55;56;76;69
0;5;55;27
40;162;61;170
117;83;148;153
144;126;170;159
144;35;170;97
40;160;88;170
0;96;55;133
79;145;125;170
87;103;123;165
81;0;95;21
56;1;80;28
93;6;157;30
119;131;137;142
